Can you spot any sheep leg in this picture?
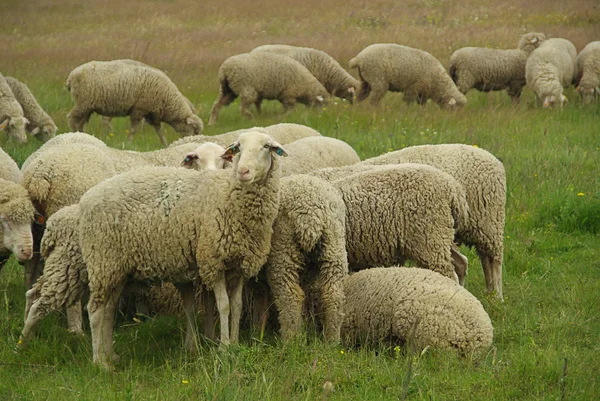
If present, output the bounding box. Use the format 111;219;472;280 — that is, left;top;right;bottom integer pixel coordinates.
507;85;523;105
366;81;388;106
451;246;468;286
229;275;245;345
491;256;504;301
481;250;504;301
66;301;84;335
149;120;168;148
239;88;259;120
24;256;44;290
281;98;297;114
209;89;236;126
127;112;145;143
319;279;344;344
266;266;304;342
101;116;113;131
20;296;47;348
356;81;371;102
212;274;230;346
88;282;124;369
202;290;216;341
175;282;198;352
66;107;92;132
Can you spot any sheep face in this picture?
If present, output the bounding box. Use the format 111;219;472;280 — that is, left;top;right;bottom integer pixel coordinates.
333;87;356;104
543;94;568;108
0;116;28;144
0;213;35;262
222;131;287;185
518;32;546;53
577;85;599;105
172;115;204;137
0;183;37;261
181;142;228;171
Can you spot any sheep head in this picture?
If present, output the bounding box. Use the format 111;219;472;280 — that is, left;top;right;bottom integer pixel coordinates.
181;142;228;171
0;116;29;144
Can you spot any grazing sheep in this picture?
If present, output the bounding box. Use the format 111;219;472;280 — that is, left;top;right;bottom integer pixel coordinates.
1;147;35;271
170;123;321;147
312;164;469;282
349;44;466;108
252;44;359;102
362;144;506;299
448;32;546;103
280;136;360;176
341;267;493;354
574;41;600;104
66;60;203;147
5;76;58;142
526;38;577;108
79;131;286;368
208;52;328;125
0;72;28;144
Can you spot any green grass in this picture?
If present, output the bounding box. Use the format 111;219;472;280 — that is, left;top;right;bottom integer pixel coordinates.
1;0;600;399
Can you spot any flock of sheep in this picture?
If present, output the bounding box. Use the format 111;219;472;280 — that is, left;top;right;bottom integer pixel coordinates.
0;34;597;370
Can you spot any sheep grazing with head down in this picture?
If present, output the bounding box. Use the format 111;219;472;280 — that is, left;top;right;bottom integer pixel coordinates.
574;41;600;104
526;38;577;108
349;44;466;108
66;60;203;147
209;52;329;125
78;131;286;369
5;76;58;142
448;32;546;103
341;267;493;354
252;44;359;102
0;72;28;144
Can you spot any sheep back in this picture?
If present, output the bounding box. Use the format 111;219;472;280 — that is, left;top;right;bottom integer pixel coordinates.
280;136;360;176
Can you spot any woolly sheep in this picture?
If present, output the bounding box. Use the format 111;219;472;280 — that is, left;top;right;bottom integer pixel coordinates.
341;267;493;354
448;32;546;103
280;136;360;176
574;41;600;104
208;52;328;125
525;38;577;108
20;137;225;288
79;131;287;368
362;144;506;299
349;44;466;108
5;76;58;142
312;163;469;282
0;72;28;143
66;60;203;147
170;123;321;147
252;44;359;102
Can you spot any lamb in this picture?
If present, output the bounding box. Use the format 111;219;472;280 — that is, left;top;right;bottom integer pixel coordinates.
0;72;28;144
448;32;546;103
208;52;329;125
349;44;466;108
525;38;577;108
362;144;506;300
574;41;600;104
66;60;204;147
78;131;286;368
1;147;35;271
311;164;469;282
252;44;359;102
341;267;493;354
5;76;58;142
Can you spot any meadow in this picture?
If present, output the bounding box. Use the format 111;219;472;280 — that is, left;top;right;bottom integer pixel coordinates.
1;0;600;399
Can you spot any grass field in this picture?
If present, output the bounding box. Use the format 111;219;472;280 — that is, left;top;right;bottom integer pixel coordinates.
1;0;600;399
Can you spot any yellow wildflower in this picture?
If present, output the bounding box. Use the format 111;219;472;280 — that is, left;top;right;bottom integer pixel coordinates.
339;350;345;355
181;380;189;384
577;192;584;197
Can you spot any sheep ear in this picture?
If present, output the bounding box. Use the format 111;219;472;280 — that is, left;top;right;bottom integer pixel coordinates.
0;118;9;131
181;153;199;168
221;142;240;161
269;140;287;157
33;212;45;226
316;95;324;103
448;98;457;106
31;127;40;136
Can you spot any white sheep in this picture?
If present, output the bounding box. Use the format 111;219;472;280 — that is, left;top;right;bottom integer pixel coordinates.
208;52;329;125
66;60;204;147
0;72;28;144
349;44;467;108
362;144;506;299
448;32;546;103
5;76;58;142
252;44;359;102
341;267;493;354
170;123;321;148
311;164;469;282
279;136;360;176
526;38;577;108
574;41;600;104
78;131;286;368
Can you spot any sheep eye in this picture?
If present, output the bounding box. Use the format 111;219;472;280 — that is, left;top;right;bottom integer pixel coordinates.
263;144;270;149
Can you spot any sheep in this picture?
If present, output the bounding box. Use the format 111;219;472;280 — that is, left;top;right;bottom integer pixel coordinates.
66;60;204;147
1;147;36;271
349;44;466;108
78;131;287;368
5;76;58;142
525;38;577;108
448;32;546;104
279;136;360;176
20;138;226;289
170;123;321;147
341;267;493;354
362;144;506;300
311;163;469;282
574;41;600;104
208;52;329;125
0;72;28;144
252;44;359;102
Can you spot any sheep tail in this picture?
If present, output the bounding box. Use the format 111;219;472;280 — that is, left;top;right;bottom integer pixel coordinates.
348;57;359;70
291;208;325;254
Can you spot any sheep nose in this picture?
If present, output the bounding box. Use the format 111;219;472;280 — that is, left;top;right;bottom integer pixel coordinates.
237;167;251;180
19;248;33;260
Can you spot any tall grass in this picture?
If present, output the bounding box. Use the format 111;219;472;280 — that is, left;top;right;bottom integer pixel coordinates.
1;0;599;399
